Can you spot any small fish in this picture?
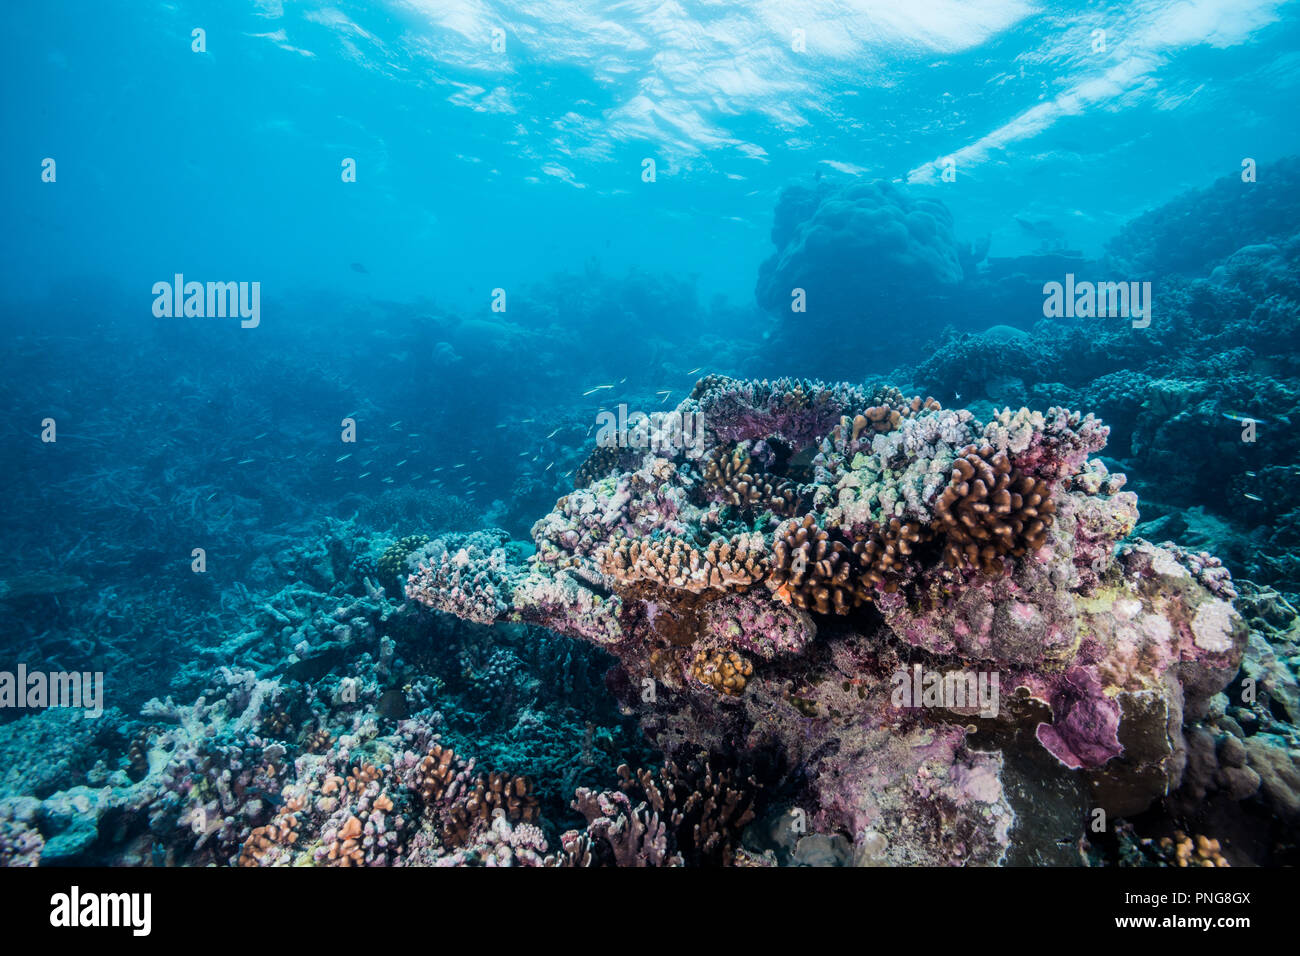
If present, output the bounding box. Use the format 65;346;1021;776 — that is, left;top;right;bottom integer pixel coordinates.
619;377;627;383
582;385;614;396
521;418;535;423
545;461;554;471
336;454;352;463
410;474;422;481
206;492;218;501
497;423;509;429
359;471;371;478
238;458;254;465
1221;411;1258;423
253;432;268;440
1245;471;1257;477
562;470;573;479
395;459;408;467
221;456;235;463
532;455;540;462
433;467;444;472
687;366;702;375
547;427;561;438
1244;492;1263;501
586;425;594;436
453;463;467;469
407;433;420;437
382;477;394;484
390;420;402;428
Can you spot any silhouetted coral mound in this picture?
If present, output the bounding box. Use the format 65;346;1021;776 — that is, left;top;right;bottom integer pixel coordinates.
574;443;624;489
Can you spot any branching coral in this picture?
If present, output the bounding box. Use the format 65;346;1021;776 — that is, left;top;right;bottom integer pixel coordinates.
614;759;759;866
934;444;1055;576
769;514;863;615
852;517;929;593
556;758;761;867
448;771;540;846
701;444;805;516
596;533;768;594
566;787;677;866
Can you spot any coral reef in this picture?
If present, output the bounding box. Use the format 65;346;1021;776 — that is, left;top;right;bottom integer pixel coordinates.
907;168;1300;601
402;375;1255;865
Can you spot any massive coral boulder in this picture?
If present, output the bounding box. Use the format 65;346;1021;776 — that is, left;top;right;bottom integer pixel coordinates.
408;376;1248;865
756;180;964;323
755;180;966;374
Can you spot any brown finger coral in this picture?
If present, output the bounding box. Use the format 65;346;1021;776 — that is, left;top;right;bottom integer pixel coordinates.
413;743;470;806
690;649;754;696
935;444;1055;576
769;514;862;615
701;445;805;516
465;772;540;826
446;771;540;847
238;794;306;867
852;517;929;594
848;392;942;440
853;406;902;437
616;758;760;866
597;533;768;594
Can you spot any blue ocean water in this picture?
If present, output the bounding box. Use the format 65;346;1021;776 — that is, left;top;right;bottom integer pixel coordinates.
1;1;1298;869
